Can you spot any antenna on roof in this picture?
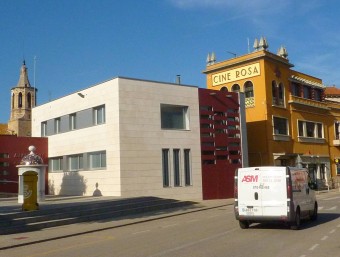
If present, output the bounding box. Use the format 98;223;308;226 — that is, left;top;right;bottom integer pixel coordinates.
247;38;250;53
33;56;37;106
227;51;236;58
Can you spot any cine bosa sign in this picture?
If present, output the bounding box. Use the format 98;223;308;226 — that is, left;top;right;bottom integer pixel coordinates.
212;63;260;87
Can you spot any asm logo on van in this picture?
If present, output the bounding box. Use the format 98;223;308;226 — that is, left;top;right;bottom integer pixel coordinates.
241;175;258;182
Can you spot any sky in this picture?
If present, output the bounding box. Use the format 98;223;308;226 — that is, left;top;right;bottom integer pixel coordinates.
1;0;340;123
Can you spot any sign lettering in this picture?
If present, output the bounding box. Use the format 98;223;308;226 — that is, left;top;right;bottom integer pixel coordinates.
212;63;260;86
241;175;258;183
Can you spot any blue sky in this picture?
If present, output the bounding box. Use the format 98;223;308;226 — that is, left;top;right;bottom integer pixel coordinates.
1;0;340;123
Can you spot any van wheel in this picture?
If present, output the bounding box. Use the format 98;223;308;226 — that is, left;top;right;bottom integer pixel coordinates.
291;209;301;230
310;202;318;221
239;220;249;229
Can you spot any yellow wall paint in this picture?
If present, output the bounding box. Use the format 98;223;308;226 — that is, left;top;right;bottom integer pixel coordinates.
204;49;340;179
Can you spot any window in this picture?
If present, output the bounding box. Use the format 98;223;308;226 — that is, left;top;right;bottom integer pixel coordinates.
94;105;105;125
89;151;106;169
306;122;315;137
314;89;322;101
303;86;311;99
278;83;284;104
244;81;254;98
292;82;300;97
335;122;340;140
18;92;23;108
162;149;170;187
173;149;181;187
49;157;63;172
27;93;32;108
161;104;189;130
232;84;240;92
298;120;324;138
317;123;323;138
0;153;9;158
69;113;76;130
272;81;276;104
184;149;192;186
0;162;9;167
273;117;288;135
41;122;47;137
54;118;61;134
68;154;83;171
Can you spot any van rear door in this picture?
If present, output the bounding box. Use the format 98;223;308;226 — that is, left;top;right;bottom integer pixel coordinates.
260;167;287;217
238;167;288;218
237;167;263;216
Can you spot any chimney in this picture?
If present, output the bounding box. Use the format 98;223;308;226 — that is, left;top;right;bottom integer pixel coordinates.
176;75;181;85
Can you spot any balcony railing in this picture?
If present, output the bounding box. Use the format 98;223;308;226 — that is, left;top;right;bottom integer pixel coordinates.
288;95;329;110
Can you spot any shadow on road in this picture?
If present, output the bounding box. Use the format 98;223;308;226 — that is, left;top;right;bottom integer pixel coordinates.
245;212;340;230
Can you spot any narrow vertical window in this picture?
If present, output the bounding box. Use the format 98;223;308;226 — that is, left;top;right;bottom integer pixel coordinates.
27;93;32;108
54;118;61;134
173;149;181;187
317;123;323;138
298;120;304;137
184;149;192;186
70;113;76;130
303;86;311;99
278;83;284;105
12;93;14;109
306;122;315;137
272;81;277;105
41;122;47;137
18;93;23;108
162;149;170;187
335;122;340;140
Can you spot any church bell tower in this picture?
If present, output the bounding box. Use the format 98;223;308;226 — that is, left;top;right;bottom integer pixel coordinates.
8;61;37;136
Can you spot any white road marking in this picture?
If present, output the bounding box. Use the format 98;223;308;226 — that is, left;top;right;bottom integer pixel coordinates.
186;219;199;223
208;214;220;219
321;236;328;241
337;224;340;228
318;206;324;210
329;229;336;234
309;244;319;251
148;227;239;257
132;230;150;235
326;206;337;211
162;223;178;228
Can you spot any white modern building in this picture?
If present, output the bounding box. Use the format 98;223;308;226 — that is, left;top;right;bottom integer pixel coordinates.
32;77;203;200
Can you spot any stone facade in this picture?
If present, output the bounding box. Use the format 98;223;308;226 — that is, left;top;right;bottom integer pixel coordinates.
8;62;36;136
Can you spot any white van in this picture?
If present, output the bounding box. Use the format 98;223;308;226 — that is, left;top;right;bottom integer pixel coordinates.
234;166;318;229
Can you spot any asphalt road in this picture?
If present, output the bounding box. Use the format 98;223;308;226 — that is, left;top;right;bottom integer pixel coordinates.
3;191;340;257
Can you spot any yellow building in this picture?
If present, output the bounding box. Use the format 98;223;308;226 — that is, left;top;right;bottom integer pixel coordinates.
203;37;340;189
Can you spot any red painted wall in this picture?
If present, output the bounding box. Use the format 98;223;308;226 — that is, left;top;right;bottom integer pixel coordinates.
0;135;48;194
199;89;242;199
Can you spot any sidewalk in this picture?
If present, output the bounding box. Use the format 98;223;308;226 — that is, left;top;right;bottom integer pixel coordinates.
0;195;232;250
